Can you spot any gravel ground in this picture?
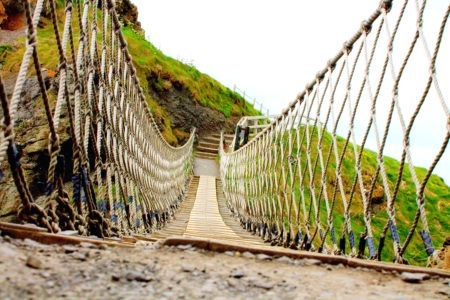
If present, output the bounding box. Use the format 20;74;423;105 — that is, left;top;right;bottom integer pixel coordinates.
1;235;449;299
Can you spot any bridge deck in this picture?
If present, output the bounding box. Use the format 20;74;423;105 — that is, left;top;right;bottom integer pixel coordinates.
149;175;264;246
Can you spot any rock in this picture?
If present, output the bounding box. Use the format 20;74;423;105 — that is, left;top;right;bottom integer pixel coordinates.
79;242;97;249
401;272;430;283
256;254;272;261
71;252;87;261
177;244;192;250
147;73;239;138
303;258;322;266
26;255;44;269
224;251;234;257
98;244;109;250
125;271;154;282
242;251;255;259
251;280;274;290
62;245;78;254
230;269;245;279
276;256;293;264
181;264;195;273
111;274;121;282
59;230;79;236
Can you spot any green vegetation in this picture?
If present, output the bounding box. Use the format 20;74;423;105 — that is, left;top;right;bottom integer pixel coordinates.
123;27;259;118
232;126;449;266
0;1;259;144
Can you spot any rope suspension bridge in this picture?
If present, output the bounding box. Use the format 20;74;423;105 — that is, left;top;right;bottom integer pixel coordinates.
0;0;448;277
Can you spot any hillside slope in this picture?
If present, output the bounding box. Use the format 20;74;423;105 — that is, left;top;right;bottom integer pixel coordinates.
123;26;259;144
0;0;259;145
0;0;258;221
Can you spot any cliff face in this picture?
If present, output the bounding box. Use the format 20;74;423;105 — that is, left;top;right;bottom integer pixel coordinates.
0;0;31;31
115;0;140;29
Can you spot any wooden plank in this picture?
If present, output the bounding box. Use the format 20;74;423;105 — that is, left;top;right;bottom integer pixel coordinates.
0;224;135;248
0;222;48;233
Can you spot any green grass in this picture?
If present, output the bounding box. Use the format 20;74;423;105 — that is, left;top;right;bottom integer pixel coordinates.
230;126;449;266
122;27;260;119
0;1;260;144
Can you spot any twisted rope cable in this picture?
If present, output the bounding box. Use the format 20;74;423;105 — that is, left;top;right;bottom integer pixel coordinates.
0;0;195;237
220;0;449;265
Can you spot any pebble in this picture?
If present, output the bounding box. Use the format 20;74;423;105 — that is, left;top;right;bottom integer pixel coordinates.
79;242;98;249
302;258;322;266
59;231;79;236
276;256;293;264
256;254;272;261
63;246;78;254
71;252;87;261
181;264;195;273
98;244;109;250
177;244;192;251
125;271;154;282
251;280;274;290
230;269;245;279
242;252;255;259
26;255;44;269
23;239;42;247
224;251;235;257
400;272;430;283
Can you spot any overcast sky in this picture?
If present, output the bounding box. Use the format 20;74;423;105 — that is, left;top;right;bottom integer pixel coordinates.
131;0;381;114
130;0;449;184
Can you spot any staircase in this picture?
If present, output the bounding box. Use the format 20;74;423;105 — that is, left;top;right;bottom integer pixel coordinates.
195;133;234;160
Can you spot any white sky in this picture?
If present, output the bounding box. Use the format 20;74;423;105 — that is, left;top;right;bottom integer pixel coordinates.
131;0;381;114
131;0;449;184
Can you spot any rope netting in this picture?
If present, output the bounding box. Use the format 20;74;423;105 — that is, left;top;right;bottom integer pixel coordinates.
0;0;195;237
220;0;449;266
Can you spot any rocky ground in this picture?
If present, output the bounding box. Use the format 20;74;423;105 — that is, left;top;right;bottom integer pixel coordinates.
0;235;449;299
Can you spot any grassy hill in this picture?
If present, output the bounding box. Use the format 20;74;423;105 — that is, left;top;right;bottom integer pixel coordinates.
258;126;449;266
0;0;259;145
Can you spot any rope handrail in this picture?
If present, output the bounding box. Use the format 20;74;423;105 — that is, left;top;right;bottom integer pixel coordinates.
220;0;449;266
0;0;195;237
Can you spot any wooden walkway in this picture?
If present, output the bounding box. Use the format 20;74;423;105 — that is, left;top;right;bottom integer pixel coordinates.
149;175;264;246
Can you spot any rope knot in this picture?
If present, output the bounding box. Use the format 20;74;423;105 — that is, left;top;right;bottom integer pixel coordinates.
380;0;393;13
343;41;353;54
65;1;73;13
327;60;336;71
361;21;372;34
58;61;67;71
287;155;297;166
27;31;38;48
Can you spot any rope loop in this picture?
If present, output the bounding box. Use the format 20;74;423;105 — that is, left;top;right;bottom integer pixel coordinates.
380;0;393;13
361;20;372;34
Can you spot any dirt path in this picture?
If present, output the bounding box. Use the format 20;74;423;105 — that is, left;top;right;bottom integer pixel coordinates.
0;235;448;299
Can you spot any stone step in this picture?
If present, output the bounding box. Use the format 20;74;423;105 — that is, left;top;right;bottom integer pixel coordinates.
197;146;218;154
198;141;219;149
202;136;234;145
195;152;217;159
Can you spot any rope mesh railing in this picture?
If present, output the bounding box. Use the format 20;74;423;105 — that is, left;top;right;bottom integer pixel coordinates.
0;0;195;237
220;0;449;266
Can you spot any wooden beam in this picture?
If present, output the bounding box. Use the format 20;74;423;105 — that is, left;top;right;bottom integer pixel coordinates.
0;222;135;248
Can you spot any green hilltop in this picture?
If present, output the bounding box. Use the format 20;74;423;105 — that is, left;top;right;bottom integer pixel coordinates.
0;0;259;145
